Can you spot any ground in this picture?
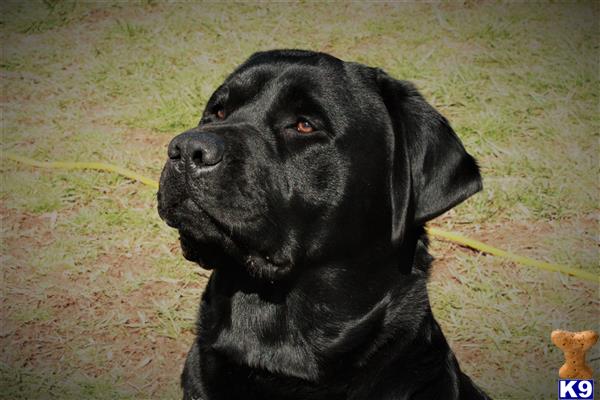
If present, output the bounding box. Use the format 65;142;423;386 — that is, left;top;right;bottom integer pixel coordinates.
0;2;598;399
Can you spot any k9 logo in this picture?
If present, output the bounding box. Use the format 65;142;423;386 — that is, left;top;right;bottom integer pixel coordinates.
558;380;594;400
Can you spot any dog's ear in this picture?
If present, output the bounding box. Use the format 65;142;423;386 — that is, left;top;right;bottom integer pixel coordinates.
377;71;482;233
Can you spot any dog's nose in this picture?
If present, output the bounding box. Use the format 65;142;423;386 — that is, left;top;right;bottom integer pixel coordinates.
186;133;224;168
168;131;224;169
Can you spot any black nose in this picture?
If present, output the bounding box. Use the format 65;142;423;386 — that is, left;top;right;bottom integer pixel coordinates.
168;131;224;169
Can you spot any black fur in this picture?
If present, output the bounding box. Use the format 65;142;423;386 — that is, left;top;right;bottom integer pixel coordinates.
157;50;490;400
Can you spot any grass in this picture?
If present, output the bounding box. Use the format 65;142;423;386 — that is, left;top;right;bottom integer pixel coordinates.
1;1;598;399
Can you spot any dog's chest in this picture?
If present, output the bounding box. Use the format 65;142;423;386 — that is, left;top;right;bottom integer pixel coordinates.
209;290;321;381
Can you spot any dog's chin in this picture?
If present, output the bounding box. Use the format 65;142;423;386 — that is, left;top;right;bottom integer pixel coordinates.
178;232;234;268
179;231;294;282
160;197;295;281
175;226;294;284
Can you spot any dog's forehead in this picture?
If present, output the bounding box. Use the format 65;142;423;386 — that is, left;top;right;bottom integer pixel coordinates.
234;50;344;77
226;60;346;98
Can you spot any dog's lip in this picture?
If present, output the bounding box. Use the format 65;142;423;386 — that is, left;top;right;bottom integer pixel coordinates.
161;197;294;279
244;254;293;280
185;198;231;235
162;214;179;228
157;201;179;228
167;197;240;251
159;197;212;228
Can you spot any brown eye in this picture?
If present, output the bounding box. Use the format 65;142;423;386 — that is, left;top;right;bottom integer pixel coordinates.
216;107;225;119
296;120;314;134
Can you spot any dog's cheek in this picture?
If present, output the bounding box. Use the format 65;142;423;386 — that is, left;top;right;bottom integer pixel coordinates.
286;150;349;211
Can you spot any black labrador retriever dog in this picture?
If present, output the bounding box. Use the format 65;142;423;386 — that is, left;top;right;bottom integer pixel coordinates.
158;49;490;400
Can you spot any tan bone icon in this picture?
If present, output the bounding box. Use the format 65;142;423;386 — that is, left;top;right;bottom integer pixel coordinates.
551;329;598;379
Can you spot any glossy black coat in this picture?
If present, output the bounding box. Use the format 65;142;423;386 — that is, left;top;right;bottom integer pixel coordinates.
157;50;490;400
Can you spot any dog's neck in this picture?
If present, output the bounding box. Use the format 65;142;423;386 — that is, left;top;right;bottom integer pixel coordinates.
198;233;433;382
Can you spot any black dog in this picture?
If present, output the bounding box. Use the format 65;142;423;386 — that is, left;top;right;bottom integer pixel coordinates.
158;50;490;400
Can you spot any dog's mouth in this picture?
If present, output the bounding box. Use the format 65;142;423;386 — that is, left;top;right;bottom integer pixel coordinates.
159;196;293;281
159;197;239;264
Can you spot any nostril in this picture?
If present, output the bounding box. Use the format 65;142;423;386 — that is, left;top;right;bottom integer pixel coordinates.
192;148;204;166
168;142;181;160
188;133;224;168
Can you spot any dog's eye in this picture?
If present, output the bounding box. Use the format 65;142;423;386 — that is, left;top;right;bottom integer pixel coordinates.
295;119;314;134
214;106;225;120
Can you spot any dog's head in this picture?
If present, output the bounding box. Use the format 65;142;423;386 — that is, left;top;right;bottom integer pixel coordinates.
157;50;481;281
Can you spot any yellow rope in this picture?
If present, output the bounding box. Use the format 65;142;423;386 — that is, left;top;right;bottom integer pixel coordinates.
4;152;599;284
426;227;599;284
5;152;159;190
